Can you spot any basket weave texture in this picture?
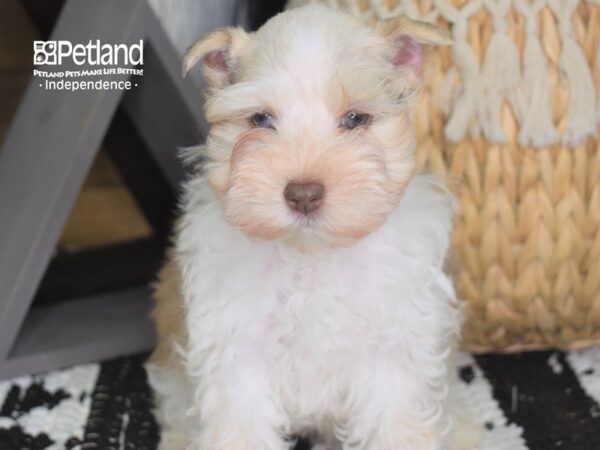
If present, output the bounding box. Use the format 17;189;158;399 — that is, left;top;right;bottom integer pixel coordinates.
289;0;600;352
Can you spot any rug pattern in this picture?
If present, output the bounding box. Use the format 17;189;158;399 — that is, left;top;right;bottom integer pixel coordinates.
1;349;600;449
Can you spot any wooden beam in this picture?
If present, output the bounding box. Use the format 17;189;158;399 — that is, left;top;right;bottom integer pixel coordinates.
0;0;211;378
0;287;155;380
104;107;178;239
121;5;207;191
0;0;146;360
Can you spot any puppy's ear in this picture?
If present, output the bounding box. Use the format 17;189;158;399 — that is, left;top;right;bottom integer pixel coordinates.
376;16;451;76
182;27;250;89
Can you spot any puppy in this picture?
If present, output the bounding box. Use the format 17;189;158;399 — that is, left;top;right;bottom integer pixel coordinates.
148;4;465;449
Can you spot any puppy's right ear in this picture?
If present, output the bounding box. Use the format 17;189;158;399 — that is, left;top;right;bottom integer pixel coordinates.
376;16;451;77
182;27;250;89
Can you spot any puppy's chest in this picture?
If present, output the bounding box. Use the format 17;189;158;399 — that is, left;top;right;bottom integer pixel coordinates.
259;259;405;412
261;258;393;358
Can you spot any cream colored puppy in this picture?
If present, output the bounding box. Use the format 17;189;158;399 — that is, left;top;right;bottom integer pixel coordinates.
148;4;466;449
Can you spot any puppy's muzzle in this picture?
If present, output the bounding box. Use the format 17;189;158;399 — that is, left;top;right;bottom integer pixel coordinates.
284;182;324;215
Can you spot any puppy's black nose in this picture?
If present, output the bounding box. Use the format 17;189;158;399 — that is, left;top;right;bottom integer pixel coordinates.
284;182;324;215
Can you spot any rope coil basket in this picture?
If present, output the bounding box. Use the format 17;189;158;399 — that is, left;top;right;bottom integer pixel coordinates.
289;0;600;352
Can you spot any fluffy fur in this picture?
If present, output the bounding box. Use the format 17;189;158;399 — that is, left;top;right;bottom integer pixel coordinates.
148;4;469;450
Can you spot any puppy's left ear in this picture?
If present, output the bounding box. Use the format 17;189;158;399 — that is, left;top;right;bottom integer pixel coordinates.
377;16;451;76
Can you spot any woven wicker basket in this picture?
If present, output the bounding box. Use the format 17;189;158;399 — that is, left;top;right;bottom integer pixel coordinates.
289;0;600;352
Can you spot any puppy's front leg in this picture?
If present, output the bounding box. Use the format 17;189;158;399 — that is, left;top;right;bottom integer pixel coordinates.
345;401;448;450
342;361;450;450
187;359;290;450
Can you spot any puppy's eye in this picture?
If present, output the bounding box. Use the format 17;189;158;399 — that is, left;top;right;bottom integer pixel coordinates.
250;112;275;129
341;111;371;130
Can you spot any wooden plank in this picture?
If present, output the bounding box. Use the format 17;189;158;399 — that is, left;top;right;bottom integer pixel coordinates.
0;286;156;380
121;4;207;191
143;3;207;138
104;107;177;239
0;0;214;377
0;0;147;360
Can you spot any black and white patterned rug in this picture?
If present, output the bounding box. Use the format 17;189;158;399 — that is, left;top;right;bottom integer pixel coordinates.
1;348;600;450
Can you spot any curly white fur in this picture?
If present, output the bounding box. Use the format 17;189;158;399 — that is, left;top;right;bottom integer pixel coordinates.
149;175;461;449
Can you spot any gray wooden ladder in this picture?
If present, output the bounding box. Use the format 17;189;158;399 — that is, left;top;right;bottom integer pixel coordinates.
0;0;206;380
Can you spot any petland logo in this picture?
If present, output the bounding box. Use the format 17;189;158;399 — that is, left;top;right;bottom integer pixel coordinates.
33;40;144;91
34;40;144;66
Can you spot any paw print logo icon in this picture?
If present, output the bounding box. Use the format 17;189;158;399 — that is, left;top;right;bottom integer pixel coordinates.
33;41;58;65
